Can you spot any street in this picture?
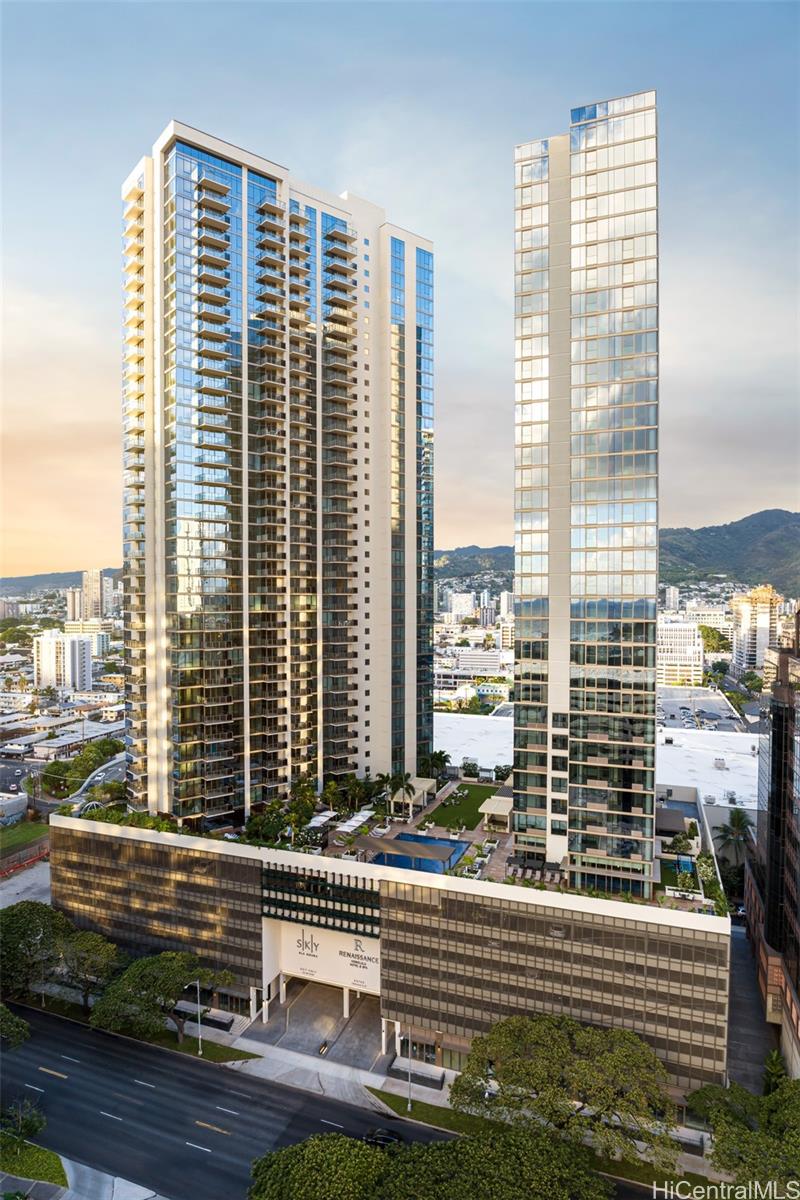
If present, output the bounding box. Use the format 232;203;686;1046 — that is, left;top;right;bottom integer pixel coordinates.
1;1008;447;1200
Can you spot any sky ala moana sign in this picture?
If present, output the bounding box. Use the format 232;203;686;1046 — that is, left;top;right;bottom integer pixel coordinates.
281;923;380;993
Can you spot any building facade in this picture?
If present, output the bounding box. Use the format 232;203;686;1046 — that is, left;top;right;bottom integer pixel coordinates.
122;123;433;819
65;588;83;621
33;631;93;692
81;569;104;621
50;814;729;1093
664;586;679;612
513;92;659;895
684;604;733;641
731;585;781;676
64;619;113;658
656;617;704;687
746;626;800;1076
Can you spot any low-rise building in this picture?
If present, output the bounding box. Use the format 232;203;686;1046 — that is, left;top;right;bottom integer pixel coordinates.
50;813;730;1094
657;618;704;686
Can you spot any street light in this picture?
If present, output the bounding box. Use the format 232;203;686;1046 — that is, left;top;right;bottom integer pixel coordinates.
192;979;203;1057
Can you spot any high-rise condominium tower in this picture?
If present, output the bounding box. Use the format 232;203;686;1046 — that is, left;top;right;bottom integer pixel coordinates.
82;569;104;620
122;123;433;819
513;92;658;897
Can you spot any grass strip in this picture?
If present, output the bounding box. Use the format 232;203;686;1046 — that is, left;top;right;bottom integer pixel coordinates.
0;1135;68;1187
367;1088;711;1189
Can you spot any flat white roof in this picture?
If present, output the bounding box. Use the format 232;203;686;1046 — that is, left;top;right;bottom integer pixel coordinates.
479;795;514;816
434;712;513;769
657;729;759;809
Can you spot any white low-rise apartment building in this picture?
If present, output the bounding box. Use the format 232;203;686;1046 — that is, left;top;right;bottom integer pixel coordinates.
657;617;704;686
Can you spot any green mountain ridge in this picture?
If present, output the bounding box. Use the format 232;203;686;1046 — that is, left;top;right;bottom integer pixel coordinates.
435;510;799;594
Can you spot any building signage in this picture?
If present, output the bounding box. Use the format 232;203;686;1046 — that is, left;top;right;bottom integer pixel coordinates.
274;920;380;994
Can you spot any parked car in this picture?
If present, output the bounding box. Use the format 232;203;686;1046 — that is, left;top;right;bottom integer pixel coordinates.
13;769;23;777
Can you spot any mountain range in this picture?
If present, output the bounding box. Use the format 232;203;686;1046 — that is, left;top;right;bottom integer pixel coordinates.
435;510;799;595
2;511;796;597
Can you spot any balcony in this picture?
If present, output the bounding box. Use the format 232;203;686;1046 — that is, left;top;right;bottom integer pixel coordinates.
198;210;230;234
198;226;229;251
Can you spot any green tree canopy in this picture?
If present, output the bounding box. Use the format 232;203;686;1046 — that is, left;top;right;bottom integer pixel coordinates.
740;672;763;695
0;901;74;999
0;1003;30;1048
90;951;232;1043
60;929;124;1016
697;625;732;654
1;1098;45;1160
690;1079;800;1186
449;1014;677;1170
379;1127;609;1200
713;807;754;864
249;1132;386;1200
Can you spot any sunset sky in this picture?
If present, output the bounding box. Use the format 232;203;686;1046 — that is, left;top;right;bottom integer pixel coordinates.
2;0;798;576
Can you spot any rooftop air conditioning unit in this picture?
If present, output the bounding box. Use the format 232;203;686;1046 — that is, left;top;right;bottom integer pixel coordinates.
713;758;727;770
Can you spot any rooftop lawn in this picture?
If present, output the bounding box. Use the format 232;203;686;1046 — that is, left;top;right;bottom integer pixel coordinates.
0;819;48;859
431;783;498;831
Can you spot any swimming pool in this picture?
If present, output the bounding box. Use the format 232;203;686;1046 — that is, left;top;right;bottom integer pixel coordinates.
372;832;470;874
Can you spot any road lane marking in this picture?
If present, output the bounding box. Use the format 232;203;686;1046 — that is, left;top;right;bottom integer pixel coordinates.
185;1142;212;1153
229;1090;252;1098
61;1055;80;1063
134;1079;155;1088
25;1084;44;1092
321;1120;344;1128
38;1067;67;1079
195;1120;230;1136
100;1111;123;1121
216;1106;238;1115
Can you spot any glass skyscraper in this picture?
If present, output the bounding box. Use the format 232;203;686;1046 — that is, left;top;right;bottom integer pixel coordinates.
513;92;659;897
122;122;433;819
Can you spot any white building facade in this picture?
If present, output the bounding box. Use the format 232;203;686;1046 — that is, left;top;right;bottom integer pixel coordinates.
33;631;93;692
657;617;704;686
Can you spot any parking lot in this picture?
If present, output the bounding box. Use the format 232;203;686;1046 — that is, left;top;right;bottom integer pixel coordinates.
657;687;743;733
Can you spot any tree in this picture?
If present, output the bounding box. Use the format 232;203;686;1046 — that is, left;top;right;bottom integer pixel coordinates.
60;929;123;1016
40;759;70;798
249;1133;386;1200
690;1079;800;1186
0;1003;30;1048
763;1049;787;1096
697;625;732;654
90;951;232;1044
245;801;287;846
714;807;754;864
379;1127;610;1200
450;1014;677;1170
0;1098;46;1159
741;672;763;695
390;772;416;814
0;901;74;999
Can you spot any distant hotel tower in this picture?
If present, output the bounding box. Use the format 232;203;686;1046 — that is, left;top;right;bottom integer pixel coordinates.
513;92;659;897
122;123;433;819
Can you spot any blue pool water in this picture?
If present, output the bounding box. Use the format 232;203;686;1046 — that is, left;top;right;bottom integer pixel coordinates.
677;854;694;874
373;832;470;874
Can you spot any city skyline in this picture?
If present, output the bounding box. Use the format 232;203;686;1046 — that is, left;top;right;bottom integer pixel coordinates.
2;1;798;577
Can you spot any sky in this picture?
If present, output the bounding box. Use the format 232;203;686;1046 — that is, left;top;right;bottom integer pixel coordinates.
2;0;798;575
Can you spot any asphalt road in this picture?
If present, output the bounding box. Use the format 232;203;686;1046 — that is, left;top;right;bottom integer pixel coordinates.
70;751;126;798
2;1008;448;1200
0;756;44;795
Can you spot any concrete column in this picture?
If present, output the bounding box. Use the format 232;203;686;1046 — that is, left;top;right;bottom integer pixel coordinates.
249;987;257;1021
343;987;350;1019
381;1017;388;1055
394;1020;401;1055
279;973;286;1004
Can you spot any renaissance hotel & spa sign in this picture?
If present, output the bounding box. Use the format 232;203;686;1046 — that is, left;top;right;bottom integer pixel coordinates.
277;922;381;994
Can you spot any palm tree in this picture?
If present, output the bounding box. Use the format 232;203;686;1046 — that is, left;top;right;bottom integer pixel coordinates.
714;807;754;864
390;772;416;819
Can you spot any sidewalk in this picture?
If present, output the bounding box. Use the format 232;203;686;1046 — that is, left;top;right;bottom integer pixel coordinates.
0;1156;175;1200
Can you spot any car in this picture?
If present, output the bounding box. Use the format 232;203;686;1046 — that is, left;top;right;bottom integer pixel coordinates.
8;783;18;792
13;769;23;777
362;1127;404;1149
95;772;105;781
